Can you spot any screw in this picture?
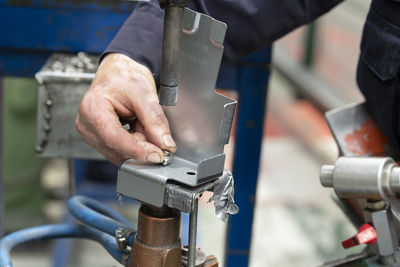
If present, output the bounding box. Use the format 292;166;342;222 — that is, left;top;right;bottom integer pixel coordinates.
161;151;173;166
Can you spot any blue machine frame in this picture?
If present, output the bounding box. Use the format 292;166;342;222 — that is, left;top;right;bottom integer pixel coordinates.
0;1;271;266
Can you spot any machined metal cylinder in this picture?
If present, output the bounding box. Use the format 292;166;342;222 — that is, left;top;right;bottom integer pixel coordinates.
159;5;184;106
320;157;400;200
130;205;182;267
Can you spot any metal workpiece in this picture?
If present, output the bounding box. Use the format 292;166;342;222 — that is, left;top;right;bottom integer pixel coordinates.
118;155;224;207
35;53;103;159
118;8;235;208
325;102;399;158
119;167;238;220
163;170;238;216
130;205;182;267
371;209;399;263
164;180;213;213
166;8;231;164
320;157;400;200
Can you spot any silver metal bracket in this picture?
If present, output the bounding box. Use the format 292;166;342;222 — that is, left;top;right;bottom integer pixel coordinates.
117;8;236;208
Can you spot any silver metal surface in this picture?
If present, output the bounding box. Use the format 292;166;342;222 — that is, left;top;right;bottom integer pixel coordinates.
320;157;399;199
159;5;184;106
115;227;129;250
181;246;208;267
188;197;199;267
117;8;236;207
320;165;334;187
211;170;239;222
163;170;238;217
118;154;224;207
320;156;400;221
164;180;213;213
35;53;103;160
115;227;134;251
325;102;398;158
161;150;173;166
371;209;399;260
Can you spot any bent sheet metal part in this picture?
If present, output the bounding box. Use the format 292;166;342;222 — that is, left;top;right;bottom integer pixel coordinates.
117;8;236;208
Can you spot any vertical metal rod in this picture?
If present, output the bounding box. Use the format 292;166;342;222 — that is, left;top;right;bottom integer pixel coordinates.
159;5;184;106
0;78;3;237
303;22;317;68
188;197;199;267
67;160;75;197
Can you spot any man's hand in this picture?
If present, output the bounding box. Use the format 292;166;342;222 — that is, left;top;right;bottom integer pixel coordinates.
76;53;176;165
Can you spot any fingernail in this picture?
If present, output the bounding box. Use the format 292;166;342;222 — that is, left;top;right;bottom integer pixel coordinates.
162;135;176;148
147;153;161;163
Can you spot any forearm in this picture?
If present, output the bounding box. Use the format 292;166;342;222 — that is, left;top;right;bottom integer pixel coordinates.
104;0;344;79
189;0;344;61
104;0;164;82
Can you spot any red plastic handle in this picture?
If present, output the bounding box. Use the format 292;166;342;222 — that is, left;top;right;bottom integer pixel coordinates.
342;223;377;249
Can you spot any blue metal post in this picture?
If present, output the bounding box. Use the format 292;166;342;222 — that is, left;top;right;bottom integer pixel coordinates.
0;78;3;237
224;48;271;267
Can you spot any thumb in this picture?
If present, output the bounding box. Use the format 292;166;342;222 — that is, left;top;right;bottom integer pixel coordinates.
134;101;177;153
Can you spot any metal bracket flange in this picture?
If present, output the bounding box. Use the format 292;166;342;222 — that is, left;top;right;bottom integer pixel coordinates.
117;8;236;207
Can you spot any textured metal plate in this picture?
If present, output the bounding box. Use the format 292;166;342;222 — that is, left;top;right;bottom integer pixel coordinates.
117;8;236;207
35;54;104;160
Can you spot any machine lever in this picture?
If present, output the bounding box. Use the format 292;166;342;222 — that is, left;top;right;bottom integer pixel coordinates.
342;223;377;249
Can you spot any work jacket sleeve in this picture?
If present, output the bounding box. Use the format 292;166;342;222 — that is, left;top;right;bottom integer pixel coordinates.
103;0;344;81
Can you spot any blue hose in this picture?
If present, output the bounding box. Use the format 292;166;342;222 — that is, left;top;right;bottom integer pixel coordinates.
0;224;129;267
67;196;135;245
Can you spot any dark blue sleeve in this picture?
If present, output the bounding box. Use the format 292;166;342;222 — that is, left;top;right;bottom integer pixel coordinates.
104;0;164;80
104;0;343;78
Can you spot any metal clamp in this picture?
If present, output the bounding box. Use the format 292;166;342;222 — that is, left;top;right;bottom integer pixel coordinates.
115;227;134;251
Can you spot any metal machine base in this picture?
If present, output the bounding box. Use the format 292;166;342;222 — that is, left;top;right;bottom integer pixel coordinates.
130;205;218;267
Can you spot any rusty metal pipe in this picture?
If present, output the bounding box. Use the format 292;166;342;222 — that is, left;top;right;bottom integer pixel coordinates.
130;205;181;267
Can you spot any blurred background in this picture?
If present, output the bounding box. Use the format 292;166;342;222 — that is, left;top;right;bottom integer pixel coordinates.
1;0;371;266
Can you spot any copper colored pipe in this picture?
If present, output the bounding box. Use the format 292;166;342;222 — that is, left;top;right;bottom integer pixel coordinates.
130;205;182;267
